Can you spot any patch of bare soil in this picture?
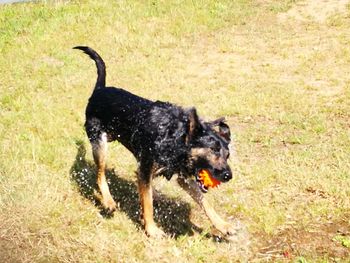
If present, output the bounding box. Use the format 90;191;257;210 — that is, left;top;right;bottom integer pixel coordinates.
256;218;350;261
279;0;349;23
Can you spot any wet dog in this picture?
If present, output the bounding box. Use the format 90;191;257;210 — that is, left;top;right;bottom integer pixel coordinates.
74;46;234;238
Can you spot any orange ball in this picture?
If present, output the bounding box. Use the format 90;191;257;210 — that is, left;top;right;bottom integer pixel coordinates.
198;169;221;189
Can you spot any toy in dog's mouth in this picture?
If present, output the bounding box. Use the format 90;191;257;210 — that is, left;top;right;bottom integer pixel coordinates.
196;169;221;193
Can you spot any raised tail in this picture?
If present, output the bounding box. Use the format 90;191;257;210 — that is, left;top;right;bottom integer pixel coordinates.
73;46;106;90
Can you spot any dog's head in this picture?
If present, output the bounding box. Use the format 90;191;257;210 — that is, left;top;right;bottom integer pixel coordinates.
185;108;232;192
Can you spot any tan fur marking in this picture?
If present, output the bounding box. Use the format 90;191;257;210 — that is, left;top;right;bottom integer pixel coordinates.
190;148;226;170
138;181;154;227
92;133;116;212
137;172;165;238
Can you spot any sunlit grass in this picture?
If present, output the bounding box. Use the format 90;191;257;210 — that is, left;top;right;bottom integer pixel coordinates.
1;0;349;262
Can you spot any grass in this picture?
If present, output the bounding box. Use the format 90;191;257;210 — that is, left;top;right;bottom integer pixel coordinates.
1;0;350;262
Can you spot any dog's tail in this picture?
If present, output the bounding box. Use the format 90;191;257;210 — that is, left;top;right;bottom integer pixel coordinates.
73;46;106;90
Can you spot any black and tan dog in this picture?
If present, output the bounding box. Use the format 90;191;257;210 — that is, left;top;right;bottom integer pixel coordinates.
74;46;234;238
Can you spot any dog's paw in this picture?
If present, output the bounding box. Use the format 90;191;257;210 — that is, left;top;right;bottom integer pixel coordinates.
94;190;117;214
145;224;166;239
214;222;236;237
213;220;250;246
102;198;117;214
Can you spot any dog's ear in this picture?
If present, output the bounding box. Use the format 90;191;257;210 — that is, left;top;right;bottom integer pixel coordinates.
218;121;231;142
186;108;201;144
206;117;231;142
206;117;225;127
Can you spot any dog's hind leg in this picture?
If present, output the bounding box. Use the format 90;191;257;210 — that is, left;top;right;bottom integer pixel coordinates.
137;162;165;238
91;132;117;214
177;177;234;236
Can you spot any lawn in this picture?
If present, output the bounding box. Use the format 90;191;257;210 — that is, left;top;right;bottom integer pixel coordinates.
0;0;349;262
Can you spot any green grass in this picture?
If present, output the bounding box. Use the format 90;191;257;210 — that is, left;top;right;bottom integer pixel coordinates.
1;0;350;262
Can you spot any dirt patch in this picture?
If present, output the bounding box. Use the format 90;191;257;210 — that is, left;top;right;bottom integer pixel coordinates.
256;218;350;261
279;0;349;23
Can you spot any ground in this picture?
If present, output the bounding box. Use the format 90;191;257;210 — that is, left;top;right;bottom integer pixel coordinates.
0;0;349;262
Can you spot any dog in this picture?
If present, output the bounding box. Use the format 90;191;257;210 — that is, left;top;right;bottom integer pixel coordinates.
74;46;234;238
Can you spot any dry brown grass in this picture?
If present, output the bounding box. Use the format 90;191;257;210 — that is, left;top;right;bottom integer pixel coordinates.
1;0;350;262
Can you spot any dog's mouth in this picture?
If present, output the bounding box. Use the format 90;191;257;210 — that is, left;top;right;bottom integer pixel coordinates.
195;169;221;193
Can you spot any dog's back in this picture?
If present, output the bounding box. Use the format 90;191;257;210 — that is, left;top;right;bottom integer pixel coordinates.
85;86;153;150
73;46;154;152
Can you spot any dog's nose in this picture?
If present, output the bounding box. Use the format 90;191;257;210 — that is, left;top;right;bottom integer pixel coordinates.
213;168;232;182
223;171;231;181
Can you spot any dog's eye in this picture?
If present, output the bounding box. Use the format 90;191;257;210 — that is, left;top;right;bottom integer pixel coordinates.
211;147;220;153
210;142;221;153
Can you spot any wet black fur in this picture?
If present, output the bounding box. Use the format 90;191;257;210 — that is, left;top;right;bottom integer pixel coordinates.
74;46;232;183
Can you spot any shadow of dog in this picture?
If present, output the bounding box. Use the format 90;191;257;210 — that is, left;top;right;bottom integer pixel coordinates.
70;140;200;238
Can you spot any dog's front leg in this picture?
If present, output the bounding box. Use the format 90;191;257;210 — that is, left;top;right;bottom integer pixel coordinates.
137;163;165;238
177;177;234;236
